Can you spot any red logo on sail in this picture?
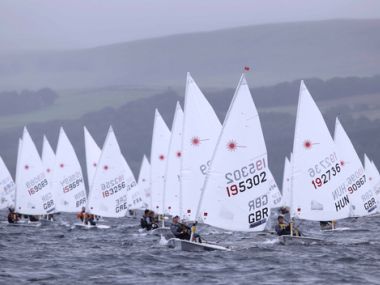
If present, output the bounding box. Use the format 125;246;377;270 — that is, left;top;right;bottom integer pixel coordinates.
191;137;200;146
159;154;165;160
303;140;312;149
227;140;238;151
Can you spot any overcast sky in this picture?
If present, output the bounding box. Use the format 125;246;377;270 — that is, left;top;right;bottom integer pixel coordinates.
1;0;380;51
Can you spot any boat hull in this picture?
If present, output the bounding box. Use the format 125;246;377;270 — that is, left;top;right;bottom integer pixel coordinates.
167;238;230;252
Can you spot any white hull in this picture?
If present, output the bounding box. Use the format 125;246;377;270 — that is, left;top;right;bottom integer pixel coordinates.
320;227;351;232
6;221;41;227
167;238;230;252
73;223;110;229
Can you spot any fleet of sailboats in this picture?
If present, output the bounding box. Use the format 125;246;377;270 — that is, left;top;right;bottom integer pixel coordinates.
1;73;379;251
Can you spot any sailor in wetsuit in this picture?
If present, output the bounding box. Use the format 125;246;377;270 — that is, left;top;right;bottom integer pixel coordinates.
320;221;336;231
77;207;86;222
140;209;152;230
85;213;96;226
275;215;291;236
275;215;302;236
7;208;19;224
170;216;201;242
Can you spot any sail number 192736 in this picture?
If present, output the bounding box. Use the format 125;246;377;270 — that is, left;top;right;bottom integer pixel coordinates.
311;163;341;189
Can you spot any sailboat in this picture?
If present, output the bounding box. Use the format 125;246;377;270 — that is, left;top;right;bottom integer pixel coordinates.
86;127;137;228
41;136;58;221
123;156;145;211
334;119;377;217
54;127;87;213
169;74;273;251
0;156;16;210
84;126;101;190
180;73;222;221
281;156;292;210
284;81;350;243
163;102;184;217
267;170;283;209
137;155;151;210
14;128;55;225
364;155;380;212
150;110;171;214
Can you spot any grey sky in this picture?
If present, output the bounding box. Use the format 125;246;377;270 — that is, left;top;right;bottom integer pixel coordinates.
1;0;380;51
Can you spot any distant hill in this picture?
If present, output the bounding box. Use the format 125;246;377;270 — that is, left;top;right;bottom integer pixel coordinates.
0;19;380;90
1;75;380;186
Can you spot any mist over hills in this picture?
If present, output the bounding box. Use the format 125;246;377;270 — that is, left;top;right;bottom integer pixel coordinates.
1;19;380;90
0;75;379;187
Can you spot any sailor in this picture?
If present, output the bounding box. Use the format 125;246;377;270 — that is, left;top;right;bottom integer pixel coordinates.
170;216;202;242
47;214;55;221
77;207;86;222
319;221;336;231
85;213;96;226
29;215;40;222
275;215;291;236
7;208;19;224
148;211;159;229
140;209;151;230
275;215;302;237
279;207;291;221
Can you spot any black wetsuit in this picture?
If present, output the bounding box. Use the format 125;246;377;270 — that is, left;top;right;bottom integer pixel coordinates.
85;215;96;226
141;216;153;230
8;212;18;224
170;223;191;240
29;215;39;222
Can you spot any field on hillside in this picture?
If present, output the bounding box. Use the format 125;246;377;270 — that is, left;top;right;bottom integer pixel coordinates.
260;93;380;120
1;85;378;133
0;86;164;131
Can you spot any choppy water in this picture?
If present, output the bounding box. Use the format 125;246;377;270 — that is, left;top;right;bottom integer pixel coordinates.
0;211;379;285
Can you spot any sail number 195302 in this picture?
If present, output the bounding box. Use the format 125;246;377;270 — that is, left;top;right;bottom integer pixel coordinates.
225;158;267;197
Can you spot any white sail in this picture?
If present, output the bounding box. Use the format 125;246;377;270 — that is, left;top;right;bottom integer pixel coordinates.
137;155;151;209
54;127;87;212
0;156;16;209
87;127;137;217
181;73;222;220
163;102;184;216
370;160;380;208
84;127;101;190
41;136;57;213
281;156;292;208
15;128;55;215
197;75;271;232
150;109;171;214
334;119;377;216
291;81;350;221
15;138;23;186
123;156;145;210
364;155;380;209
267;170;282;208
